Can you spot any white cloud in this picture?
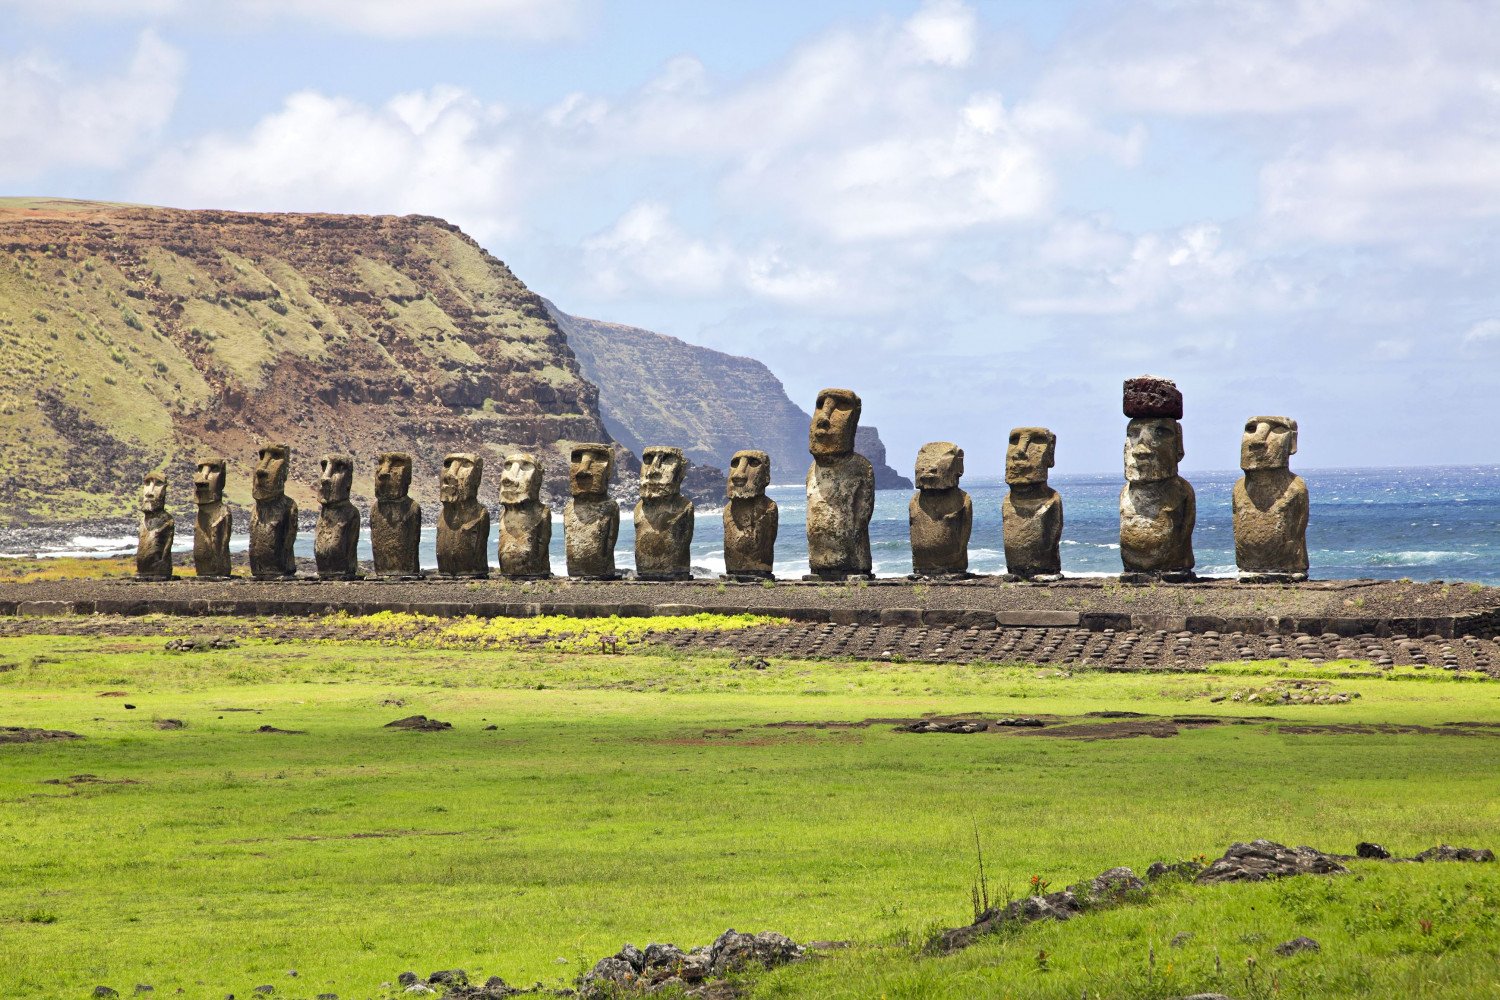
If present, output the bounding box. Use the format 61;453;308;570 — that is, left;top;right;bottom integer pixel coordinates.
1372;338;1413;361
1462;319;1500;347
581;203;731;297
1262;137;1500;244
137;88;522;240
0;0;586;38
899;0;977;68
0;31;182;184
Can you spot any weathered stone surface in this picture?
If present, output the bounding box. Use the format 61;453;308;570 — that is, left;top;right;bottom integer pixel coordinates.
723;449;778;579
314;454;361;580
634;446;693;580
1073;866;1146;902
1123;375;1183;419
1195;840;1349;883
192;458;233;578
806;388;874;579
1234;416;1309;579
564;443;619;579
909;442;971;577
1411;844;1495;863
1120;417;1195;576
249;444;297;580
1355;841;1391;859
1003;427;1062;578
371;453;421;578
497;452;551;578
135;473;174;580
436;453;489;579
1274;936;1321;956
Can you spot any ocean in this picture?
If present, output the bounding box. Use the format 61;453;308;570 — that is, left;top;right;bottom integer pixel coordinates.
8;465;1500;585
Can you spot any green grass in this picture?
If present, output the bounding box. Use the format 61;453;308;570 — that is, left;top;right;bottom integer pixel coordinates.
1;631;1498;999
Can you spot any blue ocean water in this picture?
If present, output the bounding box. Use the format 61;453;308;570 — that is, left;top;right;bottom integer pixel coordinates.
15;466;1500;585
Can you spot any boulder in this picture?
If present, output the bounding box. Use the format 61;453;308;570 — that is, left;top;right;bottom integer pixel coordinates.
1274;936;1321;957
1411;844;1495;863
1195;840;1348;884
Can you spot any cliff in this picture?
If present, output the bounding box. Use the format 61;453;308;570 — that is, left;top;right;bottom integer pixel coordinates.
547;303;913;491
0;198;637;522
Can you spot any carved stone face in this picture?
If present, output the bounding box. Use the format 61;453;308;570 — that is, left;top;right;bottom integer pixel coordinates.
141;473;166;513
728;450;770;499
440;453;482;504
809;388;861;458
1006;427;1056;486
252;444;290;501
1124;418;1183;483
318;454;353;504
499;453;544;505
640;446;685;499
570;444;613;498
375;452;413;502
193;460;225;506
1241;415;1298;471
915;442;963;491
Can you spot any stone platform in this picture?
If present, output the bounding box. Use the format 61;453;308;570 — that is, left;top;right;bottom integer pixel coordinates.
2;576;1499;639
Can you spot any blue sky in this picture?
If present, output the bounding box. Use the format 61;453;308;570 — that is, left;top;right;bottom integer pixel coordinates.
4;0;1499;476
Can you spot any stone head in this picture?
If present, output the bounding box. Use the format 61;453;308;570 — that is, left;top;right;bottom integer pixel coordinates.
640;446;685;500
318;454;354;505
499;452;544;505
1006;427;1056;486
440;452;483;504
915;442;964;491
570;443;613;498
809;388;861;458
727;450;771;500
252;444;290;501
140;473;167;513
193;459;225;506
1241;415;1298;472
375;452;413;502
1124;417;1184;483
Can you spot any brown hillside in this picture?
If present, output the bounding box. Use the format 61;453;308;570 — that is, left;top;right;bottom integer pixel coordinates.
0;198;628;522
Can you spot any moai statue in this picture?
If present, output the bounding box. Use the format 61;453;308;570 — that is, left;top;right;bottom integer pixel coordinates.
1119;377;1195;580
1234;416;1309;581
1003;427;1063;580
723;450;777;581
564;443;619;579
370;452;422;578
805;388;875;580
634;445;694;580
192;458;232;579
313;454;361;580
436;452;489;578
908;442;971;578
249;443;298;580
135;473;174;580
497;452;551;578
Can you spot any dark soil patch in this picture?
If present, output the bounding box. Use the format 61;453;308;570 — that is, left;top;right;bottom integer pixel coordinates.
1277;723;1500;737
384;715;452;731
0;726;83;744
254;725;306;735
41;773;138;786
97;691;128;697
153;718;186;730
216;707;263;713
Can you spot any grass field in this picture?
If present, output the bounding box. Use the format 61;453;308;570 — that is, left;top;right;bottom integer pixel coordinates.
2;627;1498;999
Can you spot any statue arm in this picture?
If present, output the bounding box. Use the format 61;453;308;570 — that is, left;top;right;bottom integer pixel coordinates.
857;463;875;524
1291;478;1310;535
959;494;973;551
607;503;620;549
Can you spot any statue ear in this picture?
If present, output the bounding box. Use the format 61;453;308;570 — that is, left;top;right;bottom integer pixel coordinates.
1289;429;1299;456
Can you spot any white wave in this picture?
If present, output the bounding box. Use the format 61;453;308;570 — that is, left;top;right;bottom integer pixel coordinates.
1368;550;1477;566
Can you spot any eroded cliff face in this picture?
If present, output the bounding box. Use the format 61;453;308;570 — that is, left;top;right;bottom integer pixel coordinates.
0;199;622;521
548;302;913;492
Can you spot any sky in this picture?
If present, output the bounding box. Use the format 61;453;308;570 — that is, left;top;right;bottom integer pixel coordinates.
3;0;1499;477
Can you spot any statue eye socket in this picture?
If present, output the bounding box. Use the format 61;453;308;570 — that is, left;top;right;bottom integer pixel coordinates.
746;457;762;467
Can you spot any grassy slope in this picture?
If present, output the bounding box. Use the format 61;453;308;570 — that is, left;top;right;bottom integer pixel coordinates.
0;636;1497;999
0;199;609;523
